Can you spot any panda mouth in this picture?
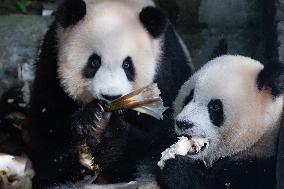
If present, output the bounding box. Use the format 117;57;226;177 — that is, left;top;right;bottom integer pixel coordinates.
185;136;209;155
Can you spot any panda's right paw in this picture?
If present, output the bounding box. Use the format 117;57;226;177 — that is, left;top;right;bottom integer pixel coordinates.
71;100;111;143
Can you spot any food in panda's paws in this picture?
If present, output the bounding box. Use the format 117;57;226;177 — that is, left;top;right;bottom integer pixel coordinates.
157;136;209;169
79;143;99;172
79;84;167;170
86;84;166;144
157;137;190;169
189;137;209;155
0;153;34;189
104;83;167;120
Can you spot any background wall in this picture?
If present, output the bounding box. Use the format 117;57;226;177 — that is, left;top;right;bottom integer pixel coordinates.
158;0;276;68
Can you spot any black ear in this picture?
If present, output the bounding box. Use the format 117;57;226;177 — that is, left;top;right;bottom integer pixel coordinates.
139;7;168;38
210;39;228;60
257;61;284;97
56;0;86;28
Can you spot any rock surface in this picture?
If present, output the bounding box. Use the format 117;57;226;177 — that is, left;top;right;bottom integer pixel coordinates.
163;0;266;68
0;15;52;96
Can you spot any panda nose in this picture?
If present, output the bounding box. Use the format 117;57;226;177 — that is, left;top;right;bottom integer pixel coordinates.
101;94;122;101
176;120;194;130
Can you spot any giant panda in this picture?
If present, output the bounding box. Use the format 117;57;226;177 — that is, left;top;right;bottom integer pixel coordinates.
24;0;193;188
158;55;284;189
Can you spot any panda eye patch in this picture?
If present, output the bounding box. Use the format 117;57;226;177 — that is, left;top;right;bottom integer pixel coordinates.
122;56;135;81
208;99;224;127
183;89;194;107
83;53;101;79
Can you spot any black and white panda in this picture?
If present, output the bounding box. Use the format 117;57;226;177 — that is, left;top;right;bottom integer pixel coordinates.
158;55;284;189
24;0;193;188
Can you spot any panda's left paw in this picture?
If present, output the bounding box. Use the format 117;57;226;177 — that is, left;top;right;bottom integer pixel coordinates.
157;156;206;189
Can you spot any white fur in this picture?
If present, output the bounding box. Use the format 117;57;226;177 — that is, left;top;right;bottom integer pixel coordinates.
174;55;284;165
57;0;162;103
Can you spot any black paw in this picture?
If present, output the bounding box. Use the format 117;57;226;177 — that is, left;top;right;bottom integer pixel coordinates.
71;100;111;144
71;100;129;170
157;156;206;189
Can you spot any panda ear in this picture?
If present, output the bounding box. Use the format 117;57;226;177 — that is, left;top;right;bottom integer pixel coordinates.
56;0;87;28
257;61;284;97
139;6;168;38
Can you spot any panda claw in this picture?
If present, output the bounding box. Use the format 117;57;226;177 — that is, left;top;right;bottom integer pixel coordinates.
97;103;105;112
94;114;101;122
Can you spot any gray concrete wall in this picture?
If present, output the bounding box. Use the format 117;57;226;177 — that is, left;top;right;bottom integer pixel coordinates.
0;15;52;96
158;0;269;68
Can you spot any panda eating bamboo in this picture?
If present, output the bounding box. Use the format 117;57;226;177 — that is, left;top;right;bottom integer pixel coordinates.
24;0;193;188
158;55;284;189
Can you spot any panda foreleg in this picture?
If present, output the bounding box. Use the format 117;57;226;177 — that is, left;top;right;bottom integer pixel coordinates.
71;101;128;170
157;156;207;189
71;101;108;144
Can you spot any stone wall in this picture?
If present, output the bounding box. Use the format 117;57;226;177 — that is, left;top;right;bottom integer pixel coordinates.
0;15;52;96
158;0;274;68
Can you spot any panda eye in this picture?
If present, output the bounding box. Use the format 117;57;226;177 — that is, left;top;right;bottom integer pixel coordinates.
90;58;101;68
122;61;130;70
208;99;224;127
122;57;133;70
122;56;135;81
183;89;194;107
83;53;101;79
210;103;221;111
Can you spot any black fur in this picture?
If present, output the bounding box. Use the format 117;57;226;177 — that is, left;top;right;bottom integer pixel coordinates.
183;89;194;108
158;156;207;189
210;39;228;60
155;25;192;113
83;54;101;79
208;99;224;127
71;102;128;171
25;2;193;187
26;23;82;188
257;60;284;97
139;7;168;38
56;0;86;28
122;56;135;81
176;120;193;130
158;156;276;189
0;86;27;155
0;85;27;156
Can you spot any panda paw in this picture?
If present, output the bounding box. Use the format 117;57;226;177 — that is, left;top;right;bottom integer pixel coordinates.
71;100;129;170
71;100;111;144
157;156;206;189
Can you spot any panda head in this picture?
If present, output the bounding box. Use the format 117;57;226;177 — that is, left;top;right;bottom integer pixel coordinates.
55;0;168;103
174;55;284;164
